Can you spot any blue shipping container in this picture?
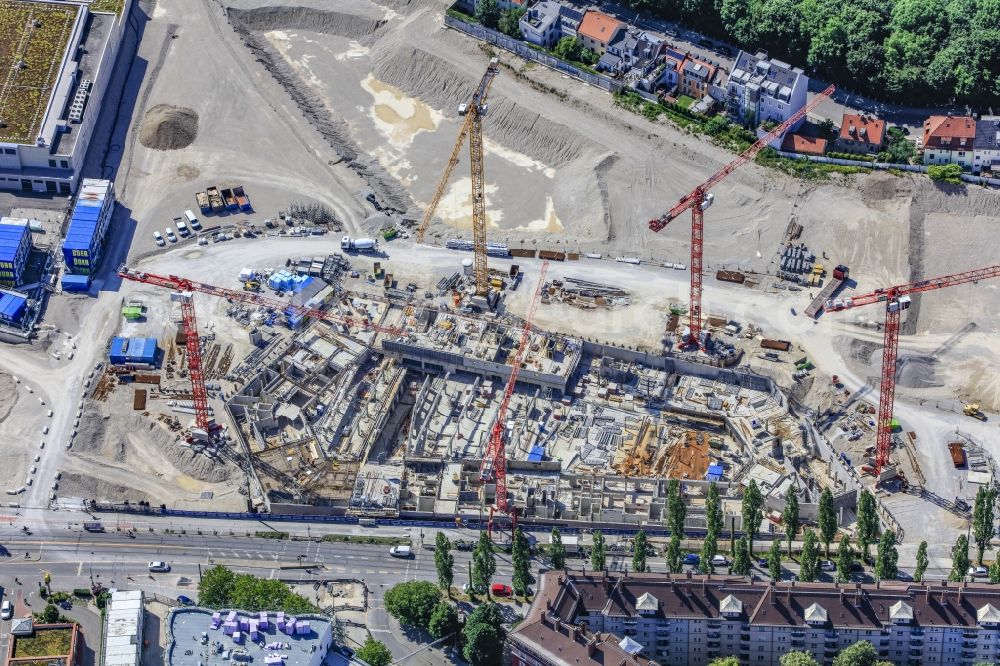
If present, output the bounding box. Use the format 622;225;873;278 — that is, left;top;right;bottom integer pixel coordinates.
125;337;157;365
0;292;26;323
61;274;91;291
109;336;128;364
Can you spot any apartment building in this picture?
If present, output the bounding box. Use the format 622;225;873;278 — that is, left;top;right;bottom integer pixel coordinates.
835;114;886;155
726;50;808;129
922;115;976;168
972;115;1000;174
576;10;624;55
509;571;1000;666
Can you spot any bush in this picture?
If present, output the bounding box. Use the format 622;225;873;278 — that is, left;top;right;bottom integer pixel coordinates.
197;565;315;613
255;531;289;540
72;589;92;598
384;581;441;629
826;151;875;162
927;163;964;184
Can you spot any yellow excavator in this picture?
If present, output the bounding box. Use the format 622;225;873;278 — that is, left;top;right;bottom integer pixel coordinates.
964;403;987;421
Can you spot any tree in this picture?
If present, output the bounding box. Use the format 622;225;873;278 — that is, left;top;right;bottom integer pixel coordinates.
497;8;525;38
40;603;61;624
856;490;878;560
818;487;838;558
198;565;237;607
435;532;455;595
928;163;964;183
781;651;821;666
783;486;800;556
706;483;723;537
989;557;1000;584
769;537;782;580
699;531;718;574
198;565;314;613
591;530;606;571
356;636;392;666
550;527;567;570
474;0;501;29
874;529;899;582
384;581;441;629
667;479;686;538
799;529;819;583
742;479;763;550
462;602;506;666
633;530;649;573
708;658;741;666
429;602;460;640
472;531;497;595
950;534;971;582
972;486;997;565
553;36;584;62
511;528;532;596
832;639;883;666
836;535;854;584
732;537;751;575
666;534;683;573
914;541;929;582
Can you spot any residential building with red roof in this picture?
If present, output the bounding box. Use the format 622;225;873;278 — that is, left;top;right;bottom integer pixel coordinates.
576;10;624;55
781;133;828;156
922;115;976;168
835;113;886;154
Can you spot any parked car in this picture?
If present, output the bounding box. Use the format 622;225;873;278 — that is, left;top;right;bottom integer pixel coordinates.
177;595;195;605
819;560;836;572
757;558;770;568
153;231;165;246
970;566;989;578
711;555;729;567
389;545;412;558
165;228;177;243
1;600;12;620
491;584;513;597
148;561;170;573
683;553;700;565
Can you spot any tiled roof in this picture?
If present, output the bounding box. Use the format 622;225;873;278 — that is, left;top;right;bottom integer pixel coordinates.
923;115;976;150
781;133;827;155
840;113;885;146
974;115;1000;151
577;10;623;43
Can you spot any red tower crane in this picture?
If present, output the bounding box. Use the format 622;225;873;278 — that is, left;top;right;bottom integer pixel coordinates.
117;265;406;431
825;264;1000;477
479;261;548;536
648;85;835;347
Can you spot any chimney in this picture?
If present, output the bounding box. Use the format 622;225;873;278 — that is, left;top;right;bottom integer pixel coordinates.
958;583;964;605
769;581;777;605
839;587;845;604
546;599;552;611
687;570;692;580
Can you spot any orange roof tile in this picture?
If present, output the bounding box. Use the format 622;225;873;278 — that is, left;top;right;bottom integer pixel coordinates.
781;133;827;156
923;115;976;150
577;10;623;44
840;113;885;146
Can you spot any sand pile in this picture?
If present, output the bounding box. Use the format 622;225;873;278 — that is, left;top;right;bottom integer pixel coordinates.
228;6;386;39
139;104;199;151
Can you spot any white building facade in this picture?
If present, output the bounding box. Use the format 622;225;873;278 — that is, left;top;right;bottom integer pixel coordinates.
726;51;808;130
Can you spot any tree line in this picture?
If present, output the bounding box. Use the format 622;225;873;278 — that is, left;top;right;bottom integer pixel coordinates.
611;0;1000;107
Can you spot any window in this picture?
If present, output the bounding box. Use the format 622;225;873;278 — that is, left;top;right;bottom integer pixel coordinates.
3;148;14;155
60;160;68;168
959;151;966;156
48;159;56;167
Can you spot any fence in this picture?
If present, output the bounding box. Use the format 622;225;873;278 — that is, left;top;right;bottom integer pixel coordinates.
775;151;1000;188
443;15;623;94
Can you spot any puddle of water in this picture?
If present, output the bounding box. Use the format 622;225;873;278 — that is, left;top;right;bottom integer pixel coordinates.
436;176;502;230
515;195;564;233
362;74;443;149
335;41;370;61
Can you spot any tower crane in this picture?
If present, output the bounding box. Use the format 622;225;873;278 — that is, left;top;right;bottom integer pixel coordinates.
825;264;1000;478
648;85;835;347
480;260;548;536
117;265;406;431
415;58;500;297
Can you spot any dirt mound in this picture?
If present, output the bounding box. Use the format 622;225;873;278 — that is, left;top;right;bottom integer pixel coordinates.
228;6;386;39
139;105;199;151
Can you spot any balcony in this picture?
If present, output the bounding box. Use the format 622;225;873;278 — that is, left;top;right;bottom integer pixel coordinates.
740;634;751;642
962;651;977;659
707;642;721;649
910;629;924;636
707;632;721;640
909;637;924;646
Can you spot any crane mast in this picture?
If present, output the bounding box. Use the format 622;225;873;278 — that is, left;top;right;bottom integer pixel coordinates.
479;261;549;535
827;264;1000;477
416;58;500;296
649;85;835;346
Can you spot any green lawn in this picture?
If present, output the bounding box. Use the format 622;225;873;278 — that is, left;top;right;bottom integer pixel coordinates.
13;627;74;658
676;95;696;110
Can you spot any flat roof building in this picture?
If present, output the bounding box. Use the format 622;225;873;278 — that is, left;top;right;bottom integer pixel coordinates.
103;590;143;666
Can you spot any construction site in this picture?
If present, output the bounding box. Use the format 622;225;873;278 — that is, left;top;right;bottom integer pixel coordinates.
0;0;995;569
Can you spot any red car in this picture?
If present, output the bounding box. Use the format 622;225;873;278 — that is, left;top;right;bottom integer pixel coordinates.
491;584;513;597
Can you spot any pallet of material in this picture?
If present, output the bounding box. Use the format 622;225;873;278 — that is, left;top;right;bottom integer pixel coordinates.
134;389;147;411
761;339;791;352
716;270;746;284
134;373;161;384
948;442;965;468
509;248;537;258
538;250;566;261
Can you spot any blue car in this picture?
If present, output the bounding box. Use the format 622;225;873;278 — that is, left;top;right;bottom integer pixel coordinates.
683;554;700;565
177;595;195;606
758;558;770;568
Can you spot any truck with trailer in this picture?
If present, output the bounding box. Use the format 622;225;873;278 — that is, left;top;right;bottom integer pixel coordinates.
805;264;849;318
196;192;210;214
206;187;224;213
233;186;251;211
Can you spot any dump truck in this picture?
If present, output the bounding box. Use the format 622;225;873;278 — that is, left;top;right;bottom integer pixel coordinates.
964;403;987;421
195;191;210;214
206;186;224;213
805;263;849;317
221;188;238;211
233;185;251;211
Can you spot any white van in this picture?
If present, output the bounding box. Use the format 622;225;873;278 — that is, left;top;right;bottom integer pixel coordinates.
184;210;201;230
389;545;412;558
176;220;190;237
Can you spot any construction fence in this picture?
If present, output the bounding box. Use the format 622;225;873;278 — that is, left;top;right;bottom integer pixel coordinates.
443;14;624;94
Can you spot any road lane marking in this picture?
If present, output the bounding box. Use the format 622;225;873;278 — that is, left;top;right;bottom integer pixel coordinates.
76;562;82;575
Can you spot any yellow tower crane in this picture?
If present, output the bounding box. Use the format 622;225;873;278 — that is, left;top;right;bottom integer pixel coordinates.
415;57;500;296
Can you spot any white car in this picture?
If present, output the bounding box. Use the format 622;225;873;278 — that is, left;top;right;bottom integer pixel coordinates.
1;600;12;620
148;561;171;573
711;555;729;566
153;231;165;246
165;228;177;243
819;560;836;572
970;566;989;578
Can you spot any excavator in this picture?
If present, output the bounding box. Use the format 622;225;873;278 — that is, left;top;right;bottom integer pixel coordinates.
963;403;987;421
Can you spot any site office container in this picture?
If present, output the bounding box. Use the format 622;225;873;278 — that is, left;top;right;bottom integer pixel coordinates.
62;179;115;274
0;291;27;323
0;219;32;286
61;274;91;292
